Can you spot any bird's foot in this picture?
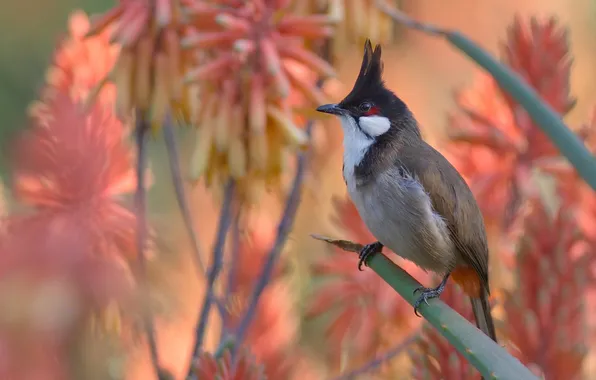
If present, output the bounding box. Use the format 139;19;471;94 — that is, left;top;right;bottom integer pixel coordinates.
412;276;449;317
358;242;383;271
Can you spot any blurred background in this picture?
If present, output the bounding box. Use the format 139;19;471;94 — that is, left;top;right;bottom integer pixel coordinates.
1;0;596;379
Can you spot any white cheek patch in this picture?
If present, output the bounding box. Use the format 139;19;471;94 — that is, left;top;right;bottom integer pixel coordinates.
358;115;391;137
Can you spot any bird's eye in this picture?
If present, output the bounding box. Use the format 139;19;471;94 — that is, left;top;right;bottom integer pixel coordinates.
359;102;372;112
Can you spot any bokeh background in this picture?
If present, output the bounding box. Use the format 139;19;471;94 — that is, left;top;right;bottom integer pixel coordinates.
2;0;596;379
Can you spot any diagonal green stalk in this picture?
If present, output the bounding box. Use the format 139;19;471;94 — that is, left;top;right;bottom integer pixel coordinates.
311;235;539;380
376;0;596;192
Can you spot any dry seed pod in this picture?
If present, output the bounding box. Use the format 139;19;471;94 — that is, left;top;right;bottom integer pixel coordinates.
227;105;247;178
249;132;269;173
189;97;217;180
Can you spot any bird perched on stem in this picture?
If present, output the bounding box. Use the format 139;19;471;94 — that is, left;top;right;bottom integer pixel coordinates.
315;40;497;343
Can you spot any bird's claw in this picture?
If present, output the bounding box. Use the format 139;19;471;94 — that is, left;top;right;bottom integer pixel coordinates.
413;286;444;317
357;242;383;271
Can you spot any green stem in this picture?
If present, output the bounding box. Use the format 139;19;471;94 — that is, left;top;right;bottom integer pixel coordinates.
311;235;538;379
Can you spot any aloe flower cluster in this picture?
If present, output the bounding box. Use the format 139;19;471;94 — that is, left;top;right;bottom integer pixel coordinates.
446;16;576;228
503;198;593;379
414;15;596;379
86;0;198;128
0;11;149;378
183;0;336;201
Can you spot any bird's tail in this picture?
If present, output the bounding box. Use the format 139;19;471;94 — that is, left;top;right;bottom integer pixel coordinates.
469;289;497;342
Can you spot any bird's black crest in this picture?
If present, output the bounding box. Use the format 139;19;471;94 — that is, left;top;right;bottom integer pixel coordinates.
340;39;385;106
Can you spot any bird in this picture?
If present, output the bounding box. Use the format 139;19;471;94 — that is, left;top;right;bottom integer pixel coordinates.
315;39;497;342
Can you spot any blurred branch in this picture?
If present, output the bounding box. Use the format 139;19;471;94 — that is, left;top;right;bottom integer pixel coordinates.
310;235;538;379
375;0;596;193
134;112;168;379
192;179;236;357
231;118;315;361
220;215;241;341
163;116;206;275
331;332;419;380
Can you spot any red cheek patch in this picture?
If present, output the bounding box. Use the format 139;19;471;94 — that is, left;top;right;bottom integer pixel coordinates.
364;106;380;116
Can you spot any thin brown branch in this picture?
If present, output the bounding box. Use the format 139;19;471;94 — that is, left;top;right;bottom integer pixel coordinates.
191;179;236;358
231;119;314;363
163;116;206;275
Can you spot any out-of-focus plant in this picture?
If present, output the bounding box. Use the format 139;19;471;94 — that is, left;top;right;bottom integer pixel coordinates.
183;0;336;202
446;16;575;229
192;348;265;380
307;197;426;372
0;11;153;378
366;8;595;379
503;198;593;379
85;0;197;127
83;0;337;378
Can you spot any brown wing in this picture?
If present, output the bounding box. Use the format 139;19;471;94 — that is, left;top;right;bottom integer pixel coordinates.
399;143;490;292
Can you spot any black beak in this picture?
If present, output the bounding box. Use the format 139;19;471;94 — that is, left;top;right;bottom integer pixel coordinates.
316;103;345;116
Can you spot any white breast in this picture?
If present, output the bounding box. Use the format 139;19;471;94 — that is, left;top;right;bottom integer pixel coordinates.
339;115;372;191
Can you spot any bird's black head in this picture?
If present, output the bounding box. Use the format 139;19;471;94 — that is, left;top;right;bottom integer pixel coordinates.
316;39;415;141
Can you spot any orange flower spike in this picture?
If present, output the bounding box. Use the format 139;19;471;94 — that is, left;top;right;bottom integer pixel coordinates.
184;0;334;199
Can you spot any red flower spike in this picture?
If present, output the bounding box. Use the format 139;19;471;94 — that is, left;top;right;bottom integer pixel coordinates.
409;284;480;380
308;197;427;365
446;17;574;227
503;198;593;379
193;349;266;380
540;106;596;243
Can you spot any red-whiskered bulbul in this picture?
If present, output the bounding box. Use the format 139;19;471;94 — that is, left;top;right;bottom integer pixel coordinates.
316;40;497;342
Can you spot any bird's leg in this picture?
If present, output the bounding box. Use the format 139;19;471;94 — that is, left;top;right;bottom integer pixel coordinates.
412;273;450;317
358;241;384;271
